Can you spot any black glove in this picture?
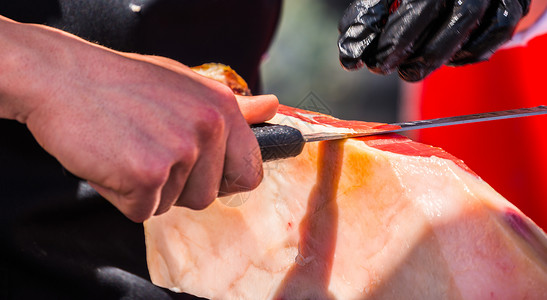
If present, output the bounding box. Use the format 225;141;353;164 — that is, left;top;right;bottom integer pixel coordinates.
338;0;530;81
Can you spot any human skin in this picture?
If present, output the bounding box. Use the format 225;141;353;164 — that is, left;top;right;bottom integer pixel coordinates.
517;0;547;31
0;15;278;223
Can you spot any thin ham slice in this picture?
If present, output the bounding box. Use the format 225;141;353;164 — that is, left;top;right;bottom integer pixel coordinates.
144;105;547;299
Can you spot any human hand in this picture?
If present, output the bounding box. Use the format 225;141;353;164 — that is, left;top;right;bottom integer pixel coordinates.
32;54;277;222
338;0;531;81
0;21;278;222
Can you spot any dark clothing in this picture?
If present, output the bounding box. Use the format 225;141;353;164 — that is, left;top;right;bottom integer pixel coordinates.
0;1;281;299
1;0;281;91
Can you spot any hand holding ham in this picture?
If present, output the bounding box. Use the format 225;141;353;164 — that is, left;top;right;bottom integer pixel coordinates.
0;16;278;222
338;0;531;81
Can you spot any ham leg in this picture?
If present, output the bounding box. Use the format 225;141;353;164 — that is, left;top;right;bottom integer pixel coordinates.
144;104;547;299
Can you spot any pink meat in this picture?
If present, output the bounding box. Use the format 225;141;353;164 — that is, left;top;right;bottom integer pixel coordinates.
144;105;547;299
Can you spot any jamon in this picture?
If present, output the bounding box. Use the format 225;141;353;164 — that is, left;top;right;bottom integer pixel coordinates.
144;106;547;299
144;65;547;299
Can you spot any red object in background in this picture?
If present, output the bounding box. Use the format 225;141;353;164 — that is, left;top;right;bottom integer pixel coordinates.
412;33;547;230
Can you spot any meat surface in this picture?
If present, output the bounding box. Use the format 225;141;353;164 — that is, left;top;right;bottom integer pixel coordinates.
144;105;547;299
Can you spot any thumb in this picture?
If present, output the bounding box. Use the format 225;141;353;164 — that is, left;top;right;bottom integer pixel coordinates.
235;94;279;124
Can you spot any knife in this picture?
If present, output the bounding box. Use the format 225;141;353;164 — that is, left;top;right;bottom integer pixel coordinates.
251;106;547;162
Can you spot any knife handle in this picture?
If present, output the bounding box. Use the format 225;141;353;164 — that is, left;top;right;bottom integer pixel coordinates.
64;123;305;180
251;123;306;162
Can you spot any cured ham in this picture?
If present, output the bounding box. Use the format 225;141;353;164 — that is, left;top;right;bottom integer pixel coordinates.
144;106;546;299
144;64;547;299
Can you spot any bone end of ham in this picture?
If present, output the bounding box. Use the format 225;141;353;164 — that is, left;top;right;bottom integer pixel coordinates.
144;104;547;299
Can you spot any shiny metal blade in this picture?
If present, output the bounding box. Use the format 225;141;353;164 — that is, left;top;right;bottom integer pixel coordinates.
303;106;547;143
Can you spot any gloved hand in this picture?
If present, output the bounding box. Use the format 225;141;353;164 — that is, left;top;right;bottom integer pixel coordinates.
338;0;530;81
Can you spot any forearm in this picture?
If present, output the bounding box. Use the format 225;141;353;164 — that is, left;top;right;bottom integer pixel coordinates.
0;15;122;123
0;17;66;123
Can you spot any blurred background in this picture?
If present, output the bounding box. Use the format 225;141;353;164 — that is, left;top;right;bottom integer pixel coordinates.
261;0;401;123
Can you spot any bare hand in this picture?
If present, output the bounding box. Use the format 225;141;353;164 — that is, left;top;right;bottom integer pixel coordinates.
1;19;278;222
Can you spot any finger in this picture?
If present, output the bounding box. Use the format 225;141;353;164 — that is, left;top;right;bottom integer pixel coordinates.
219;119;263;197
338;0;393;70
372;0;448;75
448;0;526;66
154;161;193;215
88;181;160;223
397;0;490;81
174;121;227;210
235;94;279;124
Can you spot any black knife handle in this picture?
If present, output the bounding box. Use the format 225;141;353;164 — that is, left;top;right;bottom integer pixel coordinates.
251;123;306;162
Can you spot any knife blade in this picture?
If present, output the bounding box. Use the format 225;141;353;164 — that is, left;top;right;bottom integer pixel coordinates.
252;106;547;162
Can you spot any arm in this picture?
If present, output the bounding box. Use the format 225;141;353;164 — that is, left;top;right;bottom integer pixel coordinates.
0;15;278;222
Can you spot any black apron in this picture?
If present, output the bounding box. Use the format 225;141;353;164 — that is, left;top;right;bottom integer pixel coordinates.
0;1;281;299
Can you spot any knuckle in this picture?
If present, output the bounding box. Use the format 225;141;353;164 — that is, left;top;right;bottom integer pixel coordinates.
215;83;237;101
212;85;240;115
195;106;226;139
172;140;199;164
126;155;170;190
